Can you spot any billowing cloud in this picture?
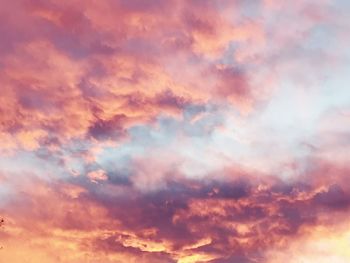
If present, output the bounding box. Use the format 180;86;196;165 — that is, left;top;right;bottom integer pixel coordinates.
1;158;350;262
0;0;349;262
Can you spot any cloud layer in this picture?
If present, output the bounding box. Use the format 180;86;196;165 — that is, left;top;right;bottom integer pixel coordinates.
0;0;349;262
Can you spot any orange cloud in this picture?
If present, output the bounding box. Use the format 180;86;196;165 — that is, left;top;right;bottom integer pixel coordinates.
0;0;348;262
1;162;349;262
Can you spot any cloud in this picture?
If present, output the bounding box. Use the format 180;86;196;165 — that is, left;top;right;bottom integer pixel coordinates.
0;0;349;262
87;169;108;183
1;159;350;262
0;0;291;151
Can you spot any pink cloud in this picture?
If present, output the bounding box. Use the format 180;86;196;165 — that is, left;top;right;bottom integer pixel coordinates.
0;0;349;262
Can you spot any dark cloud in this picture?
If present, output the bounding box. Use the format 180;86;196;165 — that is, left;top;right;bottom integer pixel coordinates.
88;115;127;140
312;184;350;209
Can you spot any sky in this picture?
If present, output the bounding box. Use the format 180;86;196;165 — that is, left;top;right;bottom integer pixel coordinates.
0;0;349;262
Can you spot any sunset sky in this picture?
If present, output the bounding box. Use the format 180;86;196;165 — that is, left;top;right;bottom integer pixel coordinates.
0;0;350;262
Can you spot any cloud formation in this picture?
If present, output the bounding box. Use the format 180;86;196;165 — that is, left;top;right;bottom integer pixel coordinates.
0;0;349;262
1;158;350;262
